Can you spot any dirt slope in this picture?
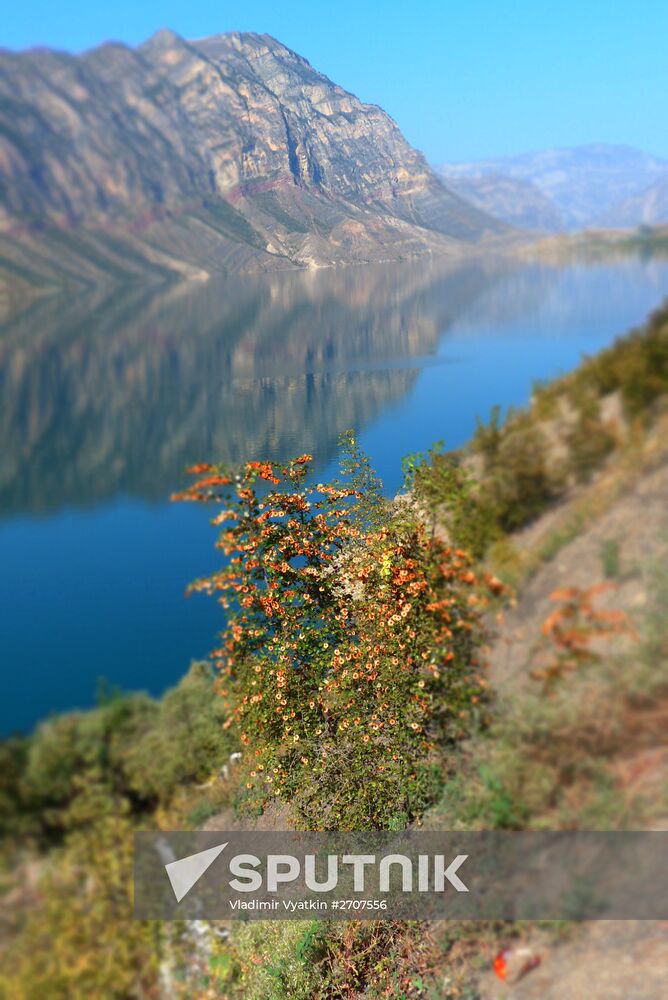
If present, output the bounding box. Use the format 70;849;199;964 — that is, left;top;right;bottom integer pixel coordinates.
476;419;668;998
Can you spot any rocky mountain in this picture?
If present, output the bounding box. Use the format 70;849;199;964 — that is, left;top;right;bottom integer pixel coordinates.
437;144;668;231
437;171;563;233
0;31;509;291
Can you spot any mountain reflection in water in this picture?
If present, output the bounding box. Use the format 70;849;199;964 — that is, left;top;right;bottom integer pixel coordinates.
2;252;668;732
0;257;515;515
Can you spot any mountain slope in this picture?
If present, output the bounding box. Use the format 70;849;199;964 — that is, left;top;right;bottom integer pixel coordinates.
437;144;668;231
436;170;564;232
603;175;668;228
0;31;509;288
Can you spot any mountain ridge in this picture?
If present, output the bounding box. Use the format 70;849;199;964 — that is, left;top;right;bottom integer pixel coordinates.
0;30;511;293
602;174;668;228
436;143;668;232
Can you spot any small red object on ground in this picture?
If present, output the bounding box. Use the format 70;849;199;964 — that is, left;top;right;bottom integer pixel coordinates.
493;949;509;980
493;946;541;982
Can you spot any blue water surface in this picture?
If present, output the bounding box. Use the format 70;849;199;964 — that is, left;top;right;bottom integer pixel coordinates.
2;255;667;733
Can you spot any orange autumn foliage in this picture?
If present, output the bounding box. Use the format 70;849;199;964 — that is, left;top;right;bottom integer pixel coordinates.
174;448;500;829
532;583;637;688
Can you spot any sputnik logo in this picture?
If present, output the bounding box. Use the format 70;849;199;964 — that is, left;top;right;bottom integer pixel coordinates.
162;843;469;902
164;842;228;902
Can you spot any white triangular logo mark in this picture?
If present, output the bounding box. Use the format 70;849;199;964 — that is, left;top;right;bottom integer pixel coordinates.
164;842;228;902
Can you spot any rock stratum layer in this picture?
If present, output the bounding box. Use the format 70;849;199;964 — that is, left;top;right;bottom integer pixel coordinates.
0;30;509;291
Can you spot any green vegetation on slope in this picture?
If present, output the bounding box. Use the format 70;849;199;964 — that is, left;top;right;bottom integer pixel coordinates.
0;661;234;847
3;300;668;997
0;436;497;998
408;299;668;562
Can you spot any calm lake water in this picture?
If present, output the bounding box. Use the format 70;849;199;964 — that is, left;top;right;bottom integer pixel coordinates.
2;253;668;734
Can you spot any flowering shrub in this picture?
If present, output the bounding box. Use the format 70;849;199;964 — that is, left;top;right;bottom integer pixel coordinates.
174;443;499;830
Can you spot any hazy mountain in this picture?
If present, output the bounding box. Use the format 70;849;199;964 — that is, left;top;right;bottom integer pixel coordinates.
603;175;668;228
437;144;668;231
437;171;563;232
0;31;509;291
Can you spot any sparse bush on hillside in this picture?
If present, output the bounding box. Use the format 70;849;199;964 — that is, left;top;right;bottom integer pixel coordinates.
472;403;504;463
411;421;563;548
600;538;621;579
230;920;325;1000
581;303;668;417
435;567;664;835
0;781;161;1000
0;664;234;997
13;694;155;841
0;736;30;839
417;300;668;553
530;584;636;690
486;423;565;531
121;661;232;802
2;661;231;843
229;918;435;999
404;444;500;558
565;405;616;483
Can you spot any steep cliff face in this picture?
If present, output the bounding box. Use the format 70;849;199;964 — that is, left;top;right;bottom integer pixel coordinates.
0;31;508;286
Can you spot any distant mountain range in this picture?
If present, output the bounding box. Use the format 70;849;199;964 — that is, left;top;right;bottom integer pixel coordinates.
437;144;668;232
0;30;509;294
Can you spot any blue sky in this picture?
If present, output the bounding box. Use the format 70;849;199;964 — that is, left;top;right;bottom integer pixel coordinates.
3;0;667;163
